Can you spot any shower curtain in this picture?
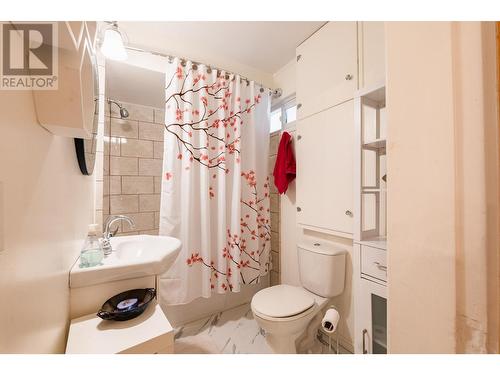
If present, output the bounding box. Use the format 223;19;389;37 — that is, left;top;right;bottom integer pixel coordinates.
159;58;271;305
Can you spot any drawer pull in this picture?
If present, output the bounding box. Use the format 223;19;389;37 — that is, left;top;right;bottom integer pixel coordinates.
345;210;353;217
374;261;387;272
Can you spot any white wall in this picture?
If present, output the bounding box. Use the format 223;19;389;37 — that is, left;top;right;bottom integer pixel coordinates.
272;58;301;288
106;49;274;109
272;59;297;99
386;21;498;353
0;89;95;353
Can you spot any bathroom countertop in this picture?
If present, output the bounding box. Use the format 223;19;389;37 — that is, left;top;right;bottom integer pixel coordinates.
65;303;174;354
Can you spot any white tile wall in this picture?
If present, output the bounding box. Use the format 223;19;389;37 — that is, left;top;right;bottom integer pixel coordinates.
102;99;165;236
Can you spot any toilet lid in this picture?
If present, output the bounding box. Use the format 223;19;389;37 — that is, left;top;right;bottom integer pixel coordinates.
252;285;315;318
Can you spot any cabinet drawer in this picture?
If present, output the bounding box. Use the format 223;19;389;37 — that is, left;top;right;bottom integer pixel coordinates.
361;245;387;282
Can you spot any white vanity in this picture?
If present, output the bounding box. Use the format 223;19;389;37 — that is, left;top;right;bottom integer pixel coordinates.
66;234;181;354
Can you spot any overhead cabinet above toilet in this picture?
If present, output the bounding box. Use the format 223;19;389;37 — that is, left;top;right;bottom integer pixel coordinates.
295;22;385;238
296;21;358;120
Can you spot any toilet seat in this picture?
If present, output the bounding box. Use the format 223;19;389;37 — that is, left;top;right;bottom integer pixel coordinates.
251;284;315;319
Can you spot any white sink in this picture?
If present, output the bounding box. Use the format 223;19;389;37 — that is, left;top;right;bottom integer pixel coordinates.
70;235;181;288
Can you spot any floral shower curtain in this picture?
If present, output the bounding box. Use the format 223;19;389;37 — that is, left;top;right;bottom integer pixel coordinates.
159;58;271;305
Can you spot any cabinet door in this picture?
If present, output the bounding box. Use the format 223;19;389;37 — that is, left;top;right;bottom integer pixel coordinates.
296;100;354;235
355;278;387;354
358;22;386;89
296;21;358;120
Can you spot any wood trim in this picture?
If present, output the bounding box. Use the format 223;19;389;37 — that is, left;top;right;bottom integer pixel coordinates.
497;21;500;353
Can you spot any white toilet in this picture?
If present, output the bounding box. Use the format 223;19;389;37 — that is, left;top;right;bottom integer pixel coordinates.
251;239;347;353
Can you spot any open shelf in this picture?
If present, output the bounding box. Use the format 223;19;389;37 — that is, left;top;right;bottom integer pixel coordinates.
355;83;386;103
363;138;386;150
362;187;386;193
358;236;387;250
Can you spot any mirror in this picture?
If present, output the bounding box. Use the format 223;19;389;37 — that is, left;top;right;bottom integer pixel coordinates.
75;55;99;175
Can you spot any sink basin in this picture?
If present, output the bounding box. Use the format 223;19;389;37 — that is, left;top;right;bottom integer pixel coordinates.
70;235;181;288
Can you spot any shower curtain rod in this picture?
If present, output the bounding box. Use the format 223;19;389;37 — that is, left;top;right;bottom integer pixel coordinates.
124;45;282;98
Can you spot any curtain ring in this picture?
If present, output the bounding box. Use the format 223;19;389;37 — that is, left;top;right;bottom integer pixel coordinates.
206;66;212;74
167;56;174;64
181;59;187;67
259;87;264;93
192;64;198;70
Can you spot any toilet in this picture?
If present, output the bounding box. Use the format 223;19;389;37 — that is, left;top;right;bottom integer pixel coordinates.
251;239;347;353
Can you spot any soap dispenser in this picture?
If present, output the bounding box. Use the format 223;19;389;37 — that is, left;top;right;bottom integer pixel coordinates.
79;224;104;268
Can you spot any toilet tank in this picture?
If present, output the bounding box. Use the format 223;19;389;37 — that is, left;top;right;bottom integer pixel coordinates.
298;239;347;298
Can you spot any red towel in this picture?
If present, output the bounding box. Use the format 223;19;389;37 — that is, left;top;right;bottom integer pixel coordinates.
273;132;296;194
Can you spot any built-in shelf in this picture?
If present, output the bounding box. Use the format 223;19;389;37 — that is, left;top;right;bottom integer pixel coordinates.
355;83;386;103
363;138;386;150
357;236;387;250
362;187;386;193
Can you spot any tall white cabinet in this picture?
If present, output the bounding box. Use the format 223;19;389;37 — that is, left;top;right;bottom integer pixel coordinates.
296;22;358;238
353;85;388;354
294;21;386;352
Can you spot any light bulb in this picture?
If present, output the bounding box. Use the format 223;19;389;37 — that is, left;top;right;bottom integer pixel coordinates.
101;28;127;61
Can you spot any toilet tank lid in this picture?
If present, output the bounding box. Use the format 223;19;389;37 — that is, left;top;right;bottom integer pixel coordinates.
298;239;347;256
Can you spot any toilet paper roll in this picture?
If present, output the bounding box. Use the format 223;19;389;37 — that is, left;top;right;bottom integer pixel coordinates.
321;308;340;333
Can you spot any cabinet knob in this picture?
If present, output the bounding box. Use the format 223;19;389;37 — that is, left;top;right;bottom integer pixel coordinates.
297;207;302;212
296;54;302;62
345;210;353;217
297;135;302;140
296;103;302;109
345;74;353;81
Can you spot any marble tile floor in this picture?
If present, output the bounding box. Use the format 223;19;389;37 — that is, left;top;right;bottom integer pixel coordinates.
173;303;347;354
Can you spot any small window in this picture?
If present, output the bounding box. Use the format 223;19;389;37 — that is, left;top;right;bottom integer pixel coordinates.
270;108;282;133
285;105;297;124
270;97;296;133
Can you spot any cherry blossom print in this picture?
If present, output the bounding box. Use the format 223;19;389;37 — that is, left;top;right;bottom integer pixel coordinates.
162;60;270;300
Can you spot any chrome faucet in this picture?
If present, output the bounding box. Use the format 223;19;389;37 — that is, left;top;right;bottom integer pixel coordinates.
101;215;136;255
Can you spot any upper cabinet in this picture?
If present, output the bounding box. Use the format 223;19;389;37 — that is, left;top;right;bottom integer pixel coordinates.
296;22;358;120
357;22;386;89
296;100;354;236
33;21;98;138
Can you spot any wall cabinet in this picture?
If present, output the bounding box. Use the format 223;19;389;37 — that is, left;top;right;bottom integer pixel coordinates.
296;100;354;236
34;21;97;138
296;22;358;120
357;22;386;90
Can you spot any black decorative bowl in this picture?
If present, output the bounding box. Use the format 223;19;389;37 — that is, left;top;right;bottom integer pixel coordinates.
97;288;156;321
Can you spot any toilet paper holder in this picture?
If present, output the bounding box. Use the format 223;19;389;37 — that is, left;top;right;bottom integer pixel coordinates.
320;304;341;354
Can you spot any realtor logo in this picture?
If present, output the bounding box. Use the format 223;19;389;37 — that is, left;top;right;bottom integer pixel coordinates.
1;22;58;90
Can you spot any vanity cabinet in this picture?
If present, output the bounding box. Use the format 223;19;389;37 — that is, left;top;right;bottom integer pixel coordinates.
295;100;354;236
296;21;358;120
355;269;387;354
66;303;174;354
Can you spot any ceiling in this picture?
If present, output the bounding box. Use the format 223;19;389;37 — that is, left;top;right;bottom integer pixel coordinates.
117;21;324;74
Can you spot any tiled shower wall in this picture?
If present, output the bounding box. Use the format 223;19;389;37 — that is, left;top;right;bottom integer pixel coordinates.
102;100;165;235
269;132;281;286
